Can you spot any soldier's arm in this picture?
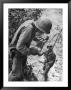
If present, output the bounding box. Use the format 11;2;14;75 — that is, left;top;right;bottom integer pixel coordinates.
10;20;34;46
10;23;26;46
16;24;34;55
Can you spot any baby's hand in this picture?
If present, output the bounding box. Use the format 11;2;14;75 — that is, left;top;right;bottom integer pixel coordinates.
28;47;41;55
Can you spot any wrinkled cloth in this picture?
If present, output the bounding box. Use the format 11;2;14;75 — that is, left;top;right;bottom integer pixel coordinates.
10;20;35;55
9;20;38;81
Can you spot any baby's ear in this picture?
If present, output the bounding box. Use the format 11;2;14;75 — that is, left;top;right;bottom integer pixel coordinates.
45;36;49;40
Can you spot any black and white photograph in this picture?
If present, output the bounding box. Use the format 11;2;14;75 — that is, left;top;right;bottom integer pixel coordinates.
3;3;68;87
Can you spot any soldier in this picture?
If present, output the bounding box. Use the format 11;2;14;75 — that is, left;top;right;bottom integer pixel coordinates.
8;17;52;81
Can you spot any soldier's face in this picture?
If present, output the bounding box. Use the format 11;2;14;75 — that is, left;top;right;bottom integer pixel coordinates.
36;30;44;38
37;29;45;35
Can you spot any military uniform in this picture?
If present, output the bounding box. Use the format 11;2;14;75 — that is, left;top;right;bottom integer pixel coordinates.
9;20;40;81
9;17;53;81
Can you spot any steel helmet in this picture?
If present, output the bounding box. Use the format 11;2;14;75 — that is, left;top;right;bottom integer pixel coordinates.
35;17;52;34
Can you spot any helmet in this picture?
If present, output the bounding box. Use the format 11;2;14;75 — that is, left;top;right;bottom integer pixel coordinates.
35;17;52;34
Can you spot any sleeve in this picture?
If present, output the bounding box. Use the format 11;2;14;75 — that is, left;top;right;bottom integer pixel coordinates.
16;25;33;55
10;24;25;46
10;20;34;46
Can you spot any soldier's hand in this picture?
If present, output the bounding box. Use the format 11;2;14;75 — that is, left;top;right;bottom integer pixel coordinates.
28;47;41;55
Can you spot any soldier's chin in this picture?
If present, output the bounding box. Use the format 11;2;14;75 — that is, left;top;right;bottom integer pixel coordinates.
46;31;50;34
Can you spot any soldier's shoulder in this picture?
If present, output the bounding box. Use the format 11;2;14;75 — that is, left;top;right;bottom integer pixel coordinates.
20;19;34;28
17;19;34;32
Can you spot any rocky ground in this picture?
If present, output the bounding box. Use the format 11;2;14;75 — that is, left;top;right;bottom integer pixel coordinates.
27;9;63;81
9;8;63;81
